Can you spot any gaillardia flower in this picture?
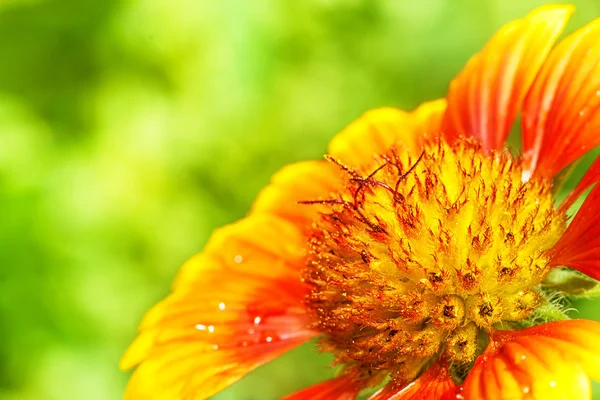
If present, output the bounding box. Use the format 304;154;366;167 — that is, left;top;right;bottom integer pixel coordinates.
122;5;600;399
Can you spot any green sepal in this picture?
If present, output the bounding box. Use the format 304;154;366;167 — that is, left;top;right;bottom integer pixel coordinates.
542;268;600;298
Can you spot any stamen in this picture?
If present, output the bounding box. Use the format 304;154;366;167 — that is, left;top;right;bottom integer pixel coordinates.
302;137;567;381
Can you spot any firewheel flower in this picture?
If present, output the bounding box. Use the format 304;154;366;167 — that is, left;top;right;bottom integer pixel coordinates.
122;5;600;400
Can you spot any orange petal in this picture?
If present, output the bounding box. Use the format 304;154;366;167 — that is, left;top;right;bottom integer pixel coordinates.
250;160;344;228
328;107;415;166
548;184;600;280
559;155;600;213
281;374;363;400
463;320;600;399
121;214;317;399
442;5;573;151
328;100;447;168
521;17;600;179
367;361;459;400
410;99;447;140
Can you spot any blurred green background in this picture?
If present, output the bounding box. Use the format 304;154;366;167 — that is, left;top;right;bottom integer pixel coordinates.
2;0;600;399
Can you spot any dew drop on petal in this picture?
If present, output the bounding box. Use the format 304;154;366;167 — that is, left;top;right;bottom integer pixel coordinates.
254;316;261;325
196;324;207;331
208;325;215;333
266;336;273;343
218;302;226;310
523;387;530;394
234;255;243;263
549;381;556;388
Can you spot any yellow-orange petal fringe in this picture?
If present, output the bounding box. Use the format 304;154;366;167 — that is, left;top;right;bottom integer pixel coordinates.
368;361;459;400
327;100;446;168
250;160;344;228
121;215;317;400
442;5;572;152
549;183;600;281
463;320;600;400
522;17;600;179
281;374;363;400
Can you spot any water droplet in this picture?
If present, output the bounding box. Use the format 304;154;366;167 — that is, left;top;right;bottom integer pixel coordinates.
242;341;248;347
266;336;273;343
523;387;530;394
208;325;215;333
549;381;556;388
196;324;207;331
254;316;261;325
455;386;464;399
234;255;243;263
521;354;526;361
248;328;255;335
212;344;219;350
218;302;226;310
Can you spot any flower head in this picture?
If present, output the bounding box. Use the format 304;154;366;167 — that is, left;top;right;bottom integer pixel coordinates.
122;5;600;399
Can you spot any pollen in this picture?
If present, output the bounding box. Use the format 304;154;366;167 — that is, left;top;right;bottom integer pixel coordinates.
303;138;567;384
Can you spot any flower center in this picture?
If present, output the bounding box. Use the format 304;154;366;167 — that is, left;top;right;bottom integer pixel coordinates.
303;138;567;385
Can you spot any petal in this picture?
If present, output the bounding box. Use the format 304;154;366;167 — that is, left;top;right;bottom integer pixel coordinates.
328;108;415;167
522;17;600;179
281;374;363;400
368;361;459;400
250;160;345;228
121;214;317;400
328;100;447;168
252;108;442;226
410;99;448;140
559;154;600;213
442;5;573;151
548;184;600;280
463;320;600;399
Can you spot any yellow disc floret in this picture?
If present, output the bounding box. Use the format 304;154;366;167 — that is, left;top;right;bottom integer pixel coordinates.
303;138;566;385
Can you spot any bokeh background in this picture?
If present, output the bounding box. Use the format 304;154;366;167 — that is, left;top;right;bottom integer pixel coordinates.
3;0;600;399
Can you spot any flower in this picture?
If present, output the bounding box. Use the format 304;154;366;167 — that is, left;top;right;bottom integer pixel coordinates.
121;4;600;400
